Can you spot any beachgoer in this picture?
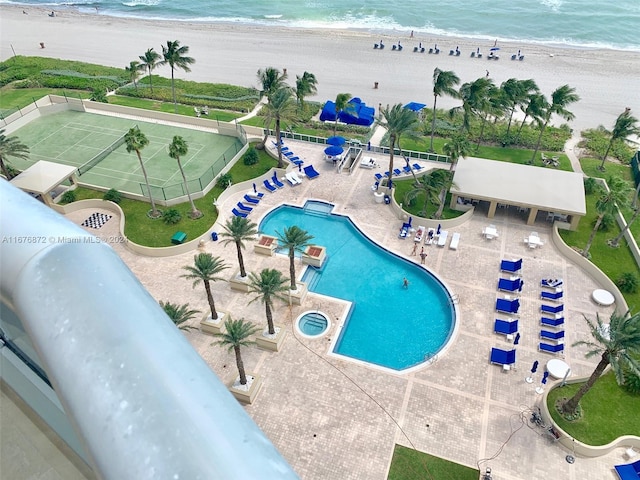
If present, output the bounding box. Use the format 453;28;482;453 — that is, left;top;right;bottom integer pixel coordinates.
486;70;490;78
39;42;45;49
410;31;414;38
23;10;27;14
411;243;418;256
494;39;497;47
49;11;55;17
403;278;409;289
420;252;427;264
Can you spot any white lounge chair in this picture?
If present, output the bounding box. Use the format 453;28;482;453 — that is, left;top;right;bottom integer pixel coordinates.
437;230;448;247
414;226;426;243
449;232;460;250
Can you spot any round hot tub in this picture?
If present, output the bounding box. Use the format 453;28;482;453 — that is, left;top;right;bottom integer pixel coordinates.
296;311;330;338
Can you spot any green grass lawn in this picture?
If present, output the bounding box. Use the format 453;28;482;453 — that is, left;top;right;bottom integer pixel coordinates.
107;95;243;122
70;148;277;247
547;371;640;445
392;178;462;220
0;87;90;115
387;445;478;480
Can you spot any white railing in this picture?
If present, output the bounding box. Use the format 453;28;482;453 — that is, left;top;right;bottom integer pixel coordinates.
0;181;298;480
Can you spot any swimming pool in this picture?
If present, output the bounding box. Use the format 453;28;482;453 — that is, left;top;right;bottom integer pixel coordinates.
259;201;455;371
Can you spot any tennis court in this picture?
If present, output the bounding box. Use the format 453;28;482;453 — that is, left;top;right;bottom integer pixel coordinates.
11;110;244;200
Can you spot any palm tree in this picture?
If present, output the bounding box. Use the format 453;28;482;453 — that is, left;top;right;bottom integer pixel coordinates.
168;135;201;219
457;77;493;134
295;71;318;112
430;68;460;152
125;60;141;93
500;78;539;140
582;176;632;257
431;133;470;219
599;108;639;171
276;226;314;290
247;268;290;335
159;40;195;113
257;67;287;99
124;126;160;217
181;253;229;320
159;301;200;330
333;92;352;136
515;92;547;144
213;317;260;386
561;310;640;416
220;216;258;278
404;170;449;217
475;82;502;149
609;204;640;248
0;129;29;180
138;48;161;93
263;86;297;168
377;104;420;190
530;84;579;164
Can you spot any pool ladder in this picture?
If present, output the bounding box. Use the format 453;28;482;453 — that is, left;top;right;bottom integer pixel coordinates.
449;293;460;305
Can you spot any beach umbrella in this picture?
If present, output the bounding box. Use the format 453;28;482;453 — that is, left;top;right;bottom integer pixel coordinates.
436;224;441;235
490;47;500;51
542;371;549;384
298;163;302;172
324;145;344;156
326;135;346;146
514;333;521;345
526;360;539;383
536;371;550;395
252;182;257;193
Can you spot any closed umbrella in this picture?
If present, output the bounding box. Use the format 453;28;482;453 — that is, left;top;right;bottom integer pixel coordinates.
514;333;521;345
326;135;346;146
324;145;344;156
526;360;539;383
536;371;549;395
252;182;257;193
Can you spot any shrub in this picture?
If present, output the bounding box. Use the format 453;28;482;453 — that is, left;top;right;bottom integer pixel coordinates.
90;88;108;103
584;177;599;195
216;173;232;189
60;190;76;204
623;368;640;395
616;272;639;294
243;147;259;166
162;208;182;225
103;188;122;204
592;213;615;231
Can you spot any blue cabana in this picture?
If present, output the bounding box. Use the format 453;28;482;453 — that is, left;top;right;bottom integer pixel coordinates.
320;98;376;126
403;102;427;112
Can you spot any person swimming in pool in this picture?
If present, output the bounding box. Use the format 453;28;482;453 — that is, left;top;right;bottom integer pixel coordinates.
403;278;409;289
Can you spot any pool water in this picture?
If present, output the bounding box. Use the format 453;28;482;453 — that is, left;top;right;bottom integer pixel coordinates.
259;202;455;371
298;312;329;336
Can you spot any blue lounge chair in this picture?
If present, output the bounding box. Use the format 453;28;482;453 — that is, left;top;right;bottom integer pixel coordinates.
497;278;523;292
393;168;402;176
236;202;252;213
398;217;412;239
500;259;522;274
541;304;564;314
374;173;384;181
615;459;640;480
263;179;277;192
496;298;520;314
539;342;564;354
490;348;516;368
232;208;248;218
272;174;285;188
290;156;302;164
244;194;260;204
403;165;412;174
541;316;564;327
303;165;320;179
540;330;564;340
541;290;563;301
282;150;294;157
541;278;563;289
494;319;518;335
412;163;423;171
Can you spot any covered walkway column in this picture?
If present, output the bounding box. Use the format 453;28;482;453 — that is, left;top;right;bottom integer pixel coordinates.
527;208;539;225
487;201;497;218
569;215;580;231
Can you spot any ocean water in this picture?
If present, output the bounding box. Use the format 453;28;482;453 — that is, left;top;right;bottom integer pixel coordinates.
5;0;639;51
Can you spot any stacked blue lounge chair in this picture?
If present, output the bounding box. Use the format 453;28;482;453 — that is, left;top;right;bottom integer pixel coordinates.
398;217;412;239
498;277;524;292
539;342;564;354
272;173;285;188
304;165;320;179
500;258;522;274
263;179;277;192
540;330;564;341
496;297;520;314
614;459;640;480
494;319;518;335
244;194;261;205
541;303;563;314
541;278;563;289
490;348;516;368
541;316;564;327
236;202;253;213
232;208;248;218
541;290;563;301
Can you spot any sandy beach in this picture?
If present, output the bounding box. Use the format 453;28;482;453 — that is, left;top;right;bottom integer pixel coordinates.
1;5;640;132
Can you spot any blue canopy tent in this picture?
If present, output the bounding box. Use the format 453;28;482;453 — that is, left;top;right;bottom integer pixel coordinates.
403;102;427;112
320;98;376;126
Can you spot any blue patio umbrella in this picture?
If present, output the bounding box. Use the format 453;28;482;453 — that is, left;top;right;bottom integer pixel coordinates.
531;360;539;374
324;145;344;156
252;182;257;193
490;47;500;51
436;224;441;235
541;371;549;384
514;333;521;345
326;135;346;146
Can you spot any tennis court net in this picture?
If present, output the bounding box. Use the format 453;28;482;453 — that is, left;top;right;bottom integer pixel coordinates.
77;130;131;175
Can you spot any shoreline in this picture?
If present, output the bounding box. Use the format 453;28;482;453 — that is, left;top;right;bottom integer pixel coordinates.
2;4;640;132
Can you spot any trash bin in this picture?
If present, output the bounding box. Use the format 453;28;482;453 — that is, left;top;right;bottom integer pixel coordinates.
211;232;218;241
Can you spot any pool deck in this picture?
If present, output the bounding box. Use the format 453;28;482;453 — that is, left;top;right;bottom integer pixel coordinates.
66;139;626;480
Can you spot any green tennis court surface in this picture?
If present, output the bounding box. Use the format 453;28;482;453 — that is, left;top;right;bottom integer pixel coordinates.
11;110;243;199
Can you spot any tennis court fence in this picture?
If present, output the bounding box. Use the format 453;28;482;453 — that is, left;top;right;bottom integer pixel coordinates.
77;128;134;175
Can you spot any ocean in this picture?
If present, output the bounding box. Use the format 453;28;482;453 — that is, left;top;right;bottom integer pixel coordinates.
4;0;639;51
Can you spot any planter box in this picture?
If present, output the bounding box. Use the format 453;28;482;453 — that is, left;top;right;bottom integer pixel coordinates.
287;282;308;306
254;235;278;256
302;245;326;268
229;270;250;292
229;374;263;405
255;325;287;352
200;311;229;335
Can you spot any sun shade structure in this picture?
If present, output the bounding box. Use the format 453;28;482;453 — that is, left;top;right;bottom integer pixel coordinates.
326;135;346;146
319;97;375;126
9;160;79;207
324;146;344;156
403;102;427;111
450;157;586;230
